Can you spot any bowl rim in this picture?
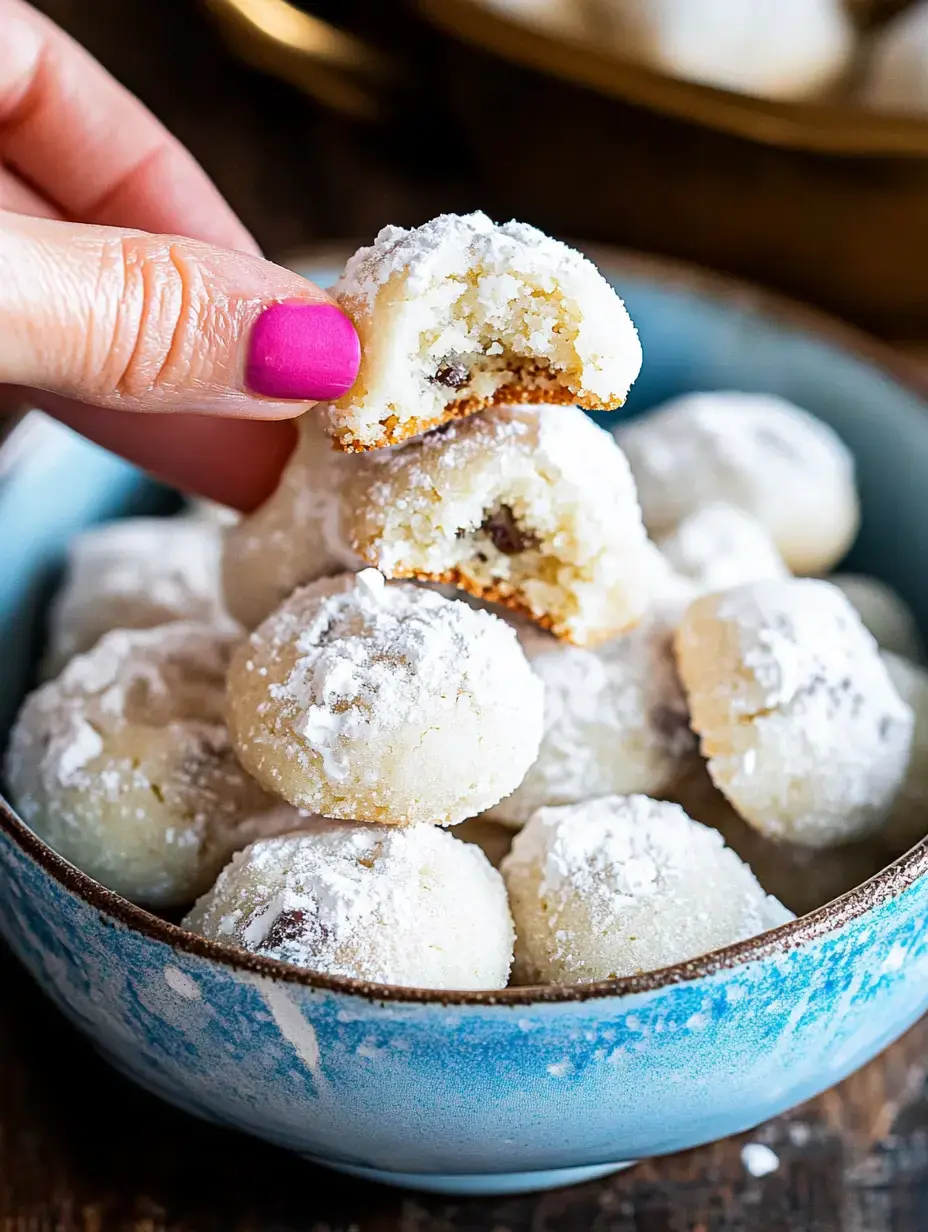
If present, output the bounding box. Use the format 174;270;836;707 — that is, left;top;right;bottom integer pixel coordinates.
2;246;927;1008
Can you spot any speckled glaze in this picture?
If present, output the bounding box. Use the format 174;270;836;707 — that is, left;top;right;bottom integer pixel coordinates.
0;256;926;1195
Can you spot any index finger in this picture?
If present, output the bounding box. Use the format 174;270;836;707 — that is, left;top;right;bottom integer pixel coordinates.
0;0;259;253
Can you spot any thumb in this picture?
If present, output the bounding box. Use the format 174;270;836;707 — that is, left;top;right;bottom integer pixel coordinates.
0;211;360;417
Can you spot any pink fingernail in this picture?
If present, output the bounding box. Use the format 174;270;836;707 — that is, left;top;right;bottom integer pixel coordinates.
246;301;360;401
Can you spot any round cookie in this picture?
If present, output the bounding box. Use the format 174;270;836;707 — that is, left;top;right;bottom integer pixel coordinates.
655;503;789;595
5;624;297;908
829;574;924;662
328;212;642;450
502;795;792;985
616;391;859;574
226;569;544;825
345;404;653;646
44;516;233;677
183;822;514;990
858;1;928;115
222;409;358;630
674;579;913;848
880;652;928;854
485;613;696;828
603;0;853;101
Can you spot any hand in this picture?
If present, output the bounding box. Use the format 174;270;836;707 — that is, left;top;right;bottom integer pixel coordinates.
0;0;360;510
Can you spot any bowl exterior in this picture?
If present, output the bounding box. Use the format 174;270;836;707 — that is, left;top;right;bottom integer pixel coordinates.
0;823;924;1181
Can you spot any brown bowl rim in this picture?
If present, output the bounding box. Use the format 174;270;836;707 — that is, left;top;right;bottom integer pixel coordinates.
2;245;927;1008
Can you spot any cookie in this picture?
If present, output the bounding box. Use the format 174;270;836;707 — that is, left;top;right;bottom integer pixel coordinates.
226;569;544;825
655;502;789;594
345;404;653;646
603;0;853;101
880;651;928;854
616;391;859;574
183;823;514;989
675;579;913;847
222;409;358;629
485;612;696;828
327;213;642;450
6;624;297;908
502;794;792;985
858;1;928;115
830;574;924;662
44;516;233;677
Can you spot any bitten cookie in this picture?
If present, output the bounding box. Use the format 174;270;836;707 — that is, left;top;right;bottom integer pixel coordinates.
6;624;297;908
184;822;515;990
502;795;792;984
226;569;544;825
222;409;358;629
616;391;859;574
44;516;233;677
327;213;642;450
345;404;653;646
485;613;696;828
675;579;913;847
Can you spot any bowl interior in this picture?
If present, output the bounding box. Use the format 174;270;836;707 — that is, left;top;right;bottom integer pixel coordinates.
0;253;927;925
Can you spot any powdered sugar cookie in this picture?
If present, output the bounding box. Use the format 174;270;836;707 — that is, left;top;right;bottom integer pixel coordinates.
669;762;888;917
655;503;788;594
675;580;913;847
485;613;696;828
858;0;928;115
6;624;297;908
616;392;859;574
502;794;791;984
345;404;652;646
227;569;544;825
830;575;924;662
184;822;514;989
602;0;853;101
327;213;642;450
44;517;233;677
222;409;358;629
880;652;928;853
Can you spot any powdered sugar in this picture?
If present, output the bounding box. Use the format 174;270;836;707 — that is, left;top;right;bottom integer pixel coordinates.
675;579;914;846
656;503;788;593
502;795;792;983
226;571;544;825
183;822;515;990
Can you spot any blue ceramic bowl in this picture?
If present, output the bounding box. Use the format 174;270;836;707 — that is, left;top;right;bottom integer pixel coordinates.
0;253;926;1197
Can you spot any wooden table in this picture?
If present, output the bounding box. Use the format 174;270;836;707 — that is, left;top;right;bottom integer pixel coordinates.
6;2;928;1226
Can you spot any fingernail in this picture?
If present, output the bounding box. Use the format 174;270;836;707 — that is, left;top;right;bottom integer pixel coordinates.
246;301;360;401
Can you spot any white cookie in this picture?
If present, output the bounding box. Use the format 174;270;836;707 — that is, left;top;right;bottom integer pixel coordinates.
603;0;853;101
616;391;859;574
858;1;928;115
45;517;233;677
226;570;544;825
6;624;297;908
485;612;696;828
502;794;792;984
881;652;928;854
328;213;642;450
221;409;358;629
345;404;653;646
675;579;913;847
183;823;514;990
830;574;924;662
655;503;789;594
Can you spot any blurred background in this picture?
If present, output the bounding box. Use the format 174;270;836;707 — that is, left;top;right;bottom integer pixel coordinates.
31;0;928;339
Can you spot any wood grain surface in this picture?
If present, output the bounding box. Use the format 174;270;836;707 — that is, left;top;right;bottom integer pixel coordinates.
5;2;928;1226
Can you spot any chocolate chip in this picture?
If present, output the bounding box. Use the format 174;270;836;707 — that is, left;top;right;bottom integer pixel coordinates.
480;505;539;556
263;909;308;949
432;360;469;389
